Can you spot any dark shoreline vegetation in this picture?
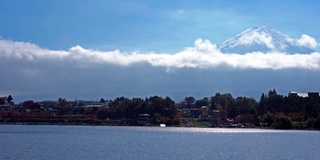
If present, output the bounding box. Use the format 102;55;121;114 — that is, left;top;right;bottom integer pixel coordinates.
1;89;320;130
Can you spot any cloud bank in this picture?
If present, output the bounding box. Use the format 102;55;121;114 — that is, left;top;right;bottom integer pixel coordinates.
1;38;320;71
296;34;318;48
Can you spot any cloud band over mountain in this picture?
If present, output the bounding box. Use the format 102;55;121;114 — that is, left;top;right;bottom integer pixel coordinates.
1;38;320;71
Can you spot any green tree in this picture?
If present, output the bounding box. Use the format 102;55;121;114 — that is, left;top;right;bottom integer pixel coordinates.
235;97;256;115
165;96;175;107
0;97;5;105
184;96;195;108
58;98;68;108
211;93;227;110
57;98;72;115
124;98;145;119
273;115;293;129
151;113;162;124
314;116;320;129
22;100;40;110
266;94;285;113
268;89;277;97
58;104;73;116
257;93;267;116
227;101;238;118
111;97;129;108
195;97;209;108
7;95;13;103
99;98;106;103
211;93;233;110
261;111;275;125
97;108;109;119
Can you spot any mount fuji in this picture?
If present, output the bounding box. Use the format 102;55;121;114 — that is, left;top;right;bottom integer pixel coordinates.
219;26;315;54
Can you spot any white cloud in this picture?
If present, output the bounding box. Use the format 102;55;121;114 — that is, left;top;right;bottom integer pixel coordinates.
224;52;320;70
0;39;69;61
239;31;275;49
1;38;320;71
297;34;318;48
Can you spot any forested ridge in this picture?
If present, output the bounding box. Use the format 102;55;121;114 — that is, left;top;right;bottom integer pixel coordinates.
1;89;320;129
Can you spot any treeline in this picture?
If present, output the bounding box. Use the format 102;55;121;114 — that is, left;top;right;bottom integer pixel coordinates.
97;96;179;125
258;90;320;129
1;89;320;129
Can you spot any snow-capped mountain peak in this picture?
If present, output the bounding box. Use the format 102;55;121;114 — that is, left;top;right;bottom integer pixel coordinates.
219;26;314;54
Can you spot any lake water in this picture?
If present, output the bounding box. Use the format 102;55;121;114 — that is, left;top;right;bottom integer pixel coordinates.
0;125;319;160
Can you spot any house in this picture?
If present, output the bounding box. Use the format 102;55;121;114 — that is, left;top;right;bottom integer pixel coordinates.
200;106;209;116
288;91;320;98
137;114;150;125
82;103;109;114
190;107;201;117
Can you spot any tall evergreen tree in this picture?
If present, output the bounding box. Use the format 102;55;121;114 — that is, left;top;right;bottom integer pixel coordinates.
7;95;13;103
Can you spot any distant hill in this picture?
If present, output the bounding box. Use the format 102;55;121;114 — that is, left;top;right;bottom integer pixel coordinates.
219;26;315;54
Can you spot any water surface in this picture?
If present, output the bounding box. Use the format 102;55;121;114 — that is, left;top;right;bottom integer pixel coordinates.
0;125;319;160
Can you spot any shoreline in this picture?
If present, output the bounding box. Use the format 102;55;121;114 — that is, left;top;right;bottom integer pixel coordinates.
1;120;319;131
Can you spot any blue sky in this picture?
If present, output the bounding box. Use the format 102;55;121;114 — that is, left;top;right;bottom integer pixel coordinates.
0;1;319;52
0;1;320;102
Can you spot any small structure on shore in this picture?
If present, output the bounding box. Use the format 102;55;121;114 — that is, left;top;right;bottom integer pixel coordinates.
160;124;166;127
137;114;150;125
